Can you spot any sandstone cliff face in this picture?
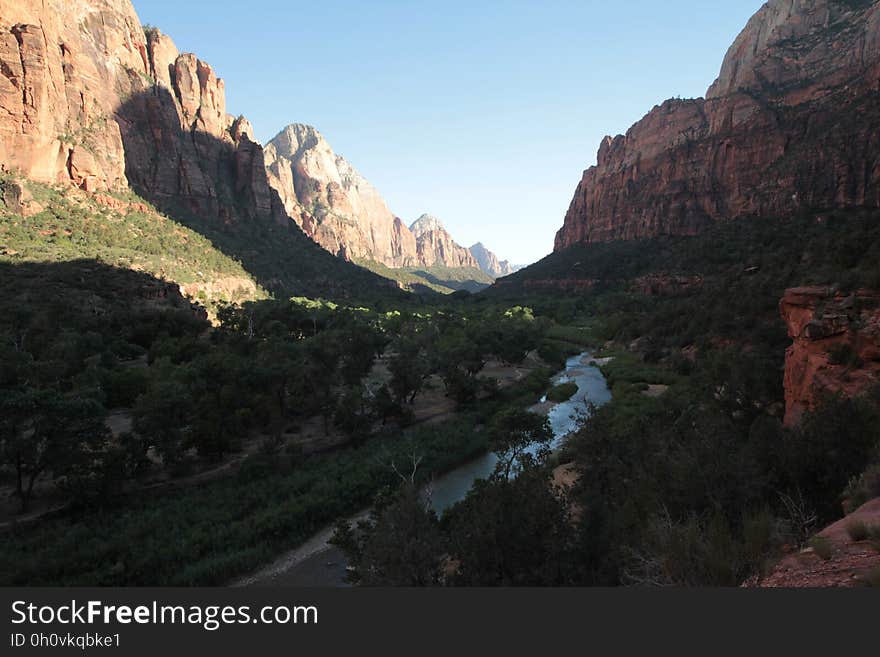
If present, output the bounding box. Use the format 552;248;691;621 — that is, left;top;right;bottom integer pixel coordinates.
0;0;287;228
0;0;506;279
0;0;145;191
469;242;516;278
264;124;417;265
780;286;880;426
410;214;478;269
556;0;880;250
118;31;285;226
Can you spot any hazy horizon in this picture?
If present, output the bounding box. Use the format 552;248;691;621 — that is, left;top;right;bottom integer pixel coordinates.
133;0;764;265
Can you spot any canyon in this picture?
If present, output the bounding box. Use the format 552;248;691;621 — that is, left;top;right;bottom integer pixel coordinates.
0;0;513;293
555;0;880;250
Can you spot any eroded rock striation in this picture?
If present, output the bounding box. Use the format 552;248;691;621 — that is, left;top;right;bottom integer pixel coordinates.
555;0;880;250
780;286;880;426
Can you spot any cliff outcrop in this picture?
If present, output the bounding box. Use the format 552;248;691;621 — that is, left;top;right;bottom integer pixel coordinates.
264;128;496;272
264;124;417;265
556;0;880;250
0;1;280;226
409;214;478;269
780;286;880;426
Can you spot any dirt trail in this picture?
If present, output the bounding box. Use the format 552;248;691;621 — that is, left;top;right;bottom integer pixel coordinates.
231;509;370;587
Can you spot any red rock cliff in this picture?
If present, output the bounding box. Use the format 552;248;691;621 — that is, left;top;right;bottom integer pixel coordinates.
555;0;880;250
0;0;286;227
780;286;880;426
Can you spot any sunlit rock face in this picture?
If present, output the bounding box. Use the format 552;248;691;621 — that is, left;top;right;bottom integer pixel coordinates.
555;0;880;251
0;0;145;191
0;0;287;226
264;124;420;266
264;130;484;270
780;286;880;426
410;214;478;269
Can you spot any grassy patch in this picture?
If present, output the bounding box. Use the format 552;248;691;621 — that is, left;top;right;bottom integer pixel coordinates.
546;382;578;403
1;178;266;310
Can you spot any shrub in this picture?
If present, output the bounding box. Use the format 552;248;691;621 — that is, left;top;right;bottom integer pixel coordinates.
546;382;578;403
808;536;834;561
101;367;150;409
827;343;863;368
846;520;870;542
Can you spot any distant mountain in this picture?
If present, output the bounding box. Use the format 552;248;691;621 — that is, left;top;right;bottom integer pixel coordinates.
469;242;520;278
264;124;418;267
409;214;446;237
409;214;479;269
265;125;511;280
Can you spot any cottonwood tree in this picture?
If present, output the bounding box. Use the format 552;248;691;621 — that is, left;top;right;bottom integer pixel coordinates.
0;389;108;512
132;376;193;466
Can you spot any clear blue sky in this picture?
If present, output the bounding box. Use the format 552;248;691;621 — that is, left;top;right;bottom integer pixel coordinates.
133;0;764;265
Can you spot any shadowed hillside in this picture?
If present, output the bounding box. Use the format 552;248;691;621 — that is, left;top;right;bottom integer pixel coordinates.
115;87;404;302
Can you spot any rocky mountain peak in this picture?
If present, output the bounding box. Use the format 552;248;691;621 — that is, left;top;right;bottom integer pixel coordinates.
409;214;446;237
706;0;880;100
268;123;326;159
469;242;517;278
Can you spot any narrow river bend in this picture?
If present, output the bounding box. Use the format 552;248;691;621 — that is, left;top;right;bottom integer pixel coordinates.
235;351;611;586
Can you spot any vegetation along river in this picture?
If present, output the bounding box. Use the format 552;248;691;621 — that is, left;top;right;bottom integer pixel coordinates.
235;351;611;587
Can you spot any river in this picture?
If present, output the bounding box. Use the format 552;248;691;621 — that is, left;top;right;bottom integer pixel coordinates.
234;351;611;587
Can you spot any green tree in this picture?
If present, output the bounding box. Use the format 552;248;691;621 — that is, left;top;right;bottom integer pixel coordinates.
132;377;193;466
388;337;431;405
0;389;108;512
488;409;553;479
332;485;444;586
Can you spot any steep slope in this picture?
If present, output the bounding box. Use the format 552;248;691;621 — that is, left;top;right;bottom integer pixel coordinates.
469;242;517;278
409;214;479;269
0;0;398;300
264;124;417;266
0;175;263;309
748;498;880;588
556;0;880;250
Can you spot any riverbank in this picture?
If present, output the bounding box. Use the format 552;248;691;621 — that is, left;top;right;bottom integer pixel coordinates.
236;351;612;587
